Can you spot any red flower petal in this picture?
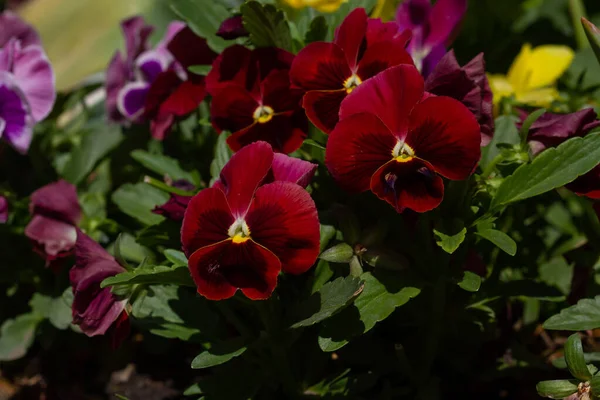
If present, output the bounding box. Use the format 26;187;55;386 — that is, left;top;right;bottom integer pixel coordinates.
181;187;233;257
406;96;481;180
144;70;182;117
206;45;253;95
366;19;402;45
218;141;274;217
566;165;600;199
167;26;217;69
356;40;414;81
269;153;317;188
339;65;424;135
226;112;307;154
210;84;258;133
188;239;281;300
262;70;303;113
302;89;347;134
290;42;350;91
246;182;320;275
326;112;396;193
160;80;206;116
370;158;444;213
334;8;368;69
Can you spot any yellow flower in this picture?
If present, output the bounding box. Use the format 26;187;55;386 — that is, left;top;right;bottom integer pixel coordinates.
371;0;397;21
282;0;347;12
488;44;575;107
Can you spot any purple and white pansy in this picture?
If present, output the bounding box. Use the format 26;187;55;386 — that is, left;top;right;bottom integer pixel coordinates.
105;16;185;124
0;11;55;153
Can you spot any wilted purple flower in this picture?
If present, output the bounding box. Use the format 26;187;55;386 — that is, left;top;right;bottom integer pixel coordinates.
24;180;82;265
525;108;600;155
0;196;8;223
216;16;248;40
0;11;55;153
152;180;195;221
396;0;467;76
425;50;494;145
70;232;129;345
105;16;185;124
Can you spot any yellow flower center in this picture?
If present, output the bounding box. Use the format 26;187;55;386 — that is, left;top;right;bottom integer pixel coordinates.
343;74;362;94
392;141;415;163
253;105;274;124
228;219;251;244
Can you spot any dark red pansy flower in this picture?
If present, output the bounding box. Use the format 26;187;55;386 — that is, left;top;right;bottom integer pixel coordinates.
325;65;480;213
153;180;196;221
216;16;248;40
143;27;217;140
206;46;307;153
519;108;600;199
24;180;82;265
425;50;494;146
289;8;414;134
70;232;129;346
181;141;320;300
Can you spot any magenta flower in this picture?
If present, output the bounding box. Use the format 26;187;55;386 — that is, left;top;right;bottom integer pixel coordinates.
24;180;82;265
70;232;129;345
0;196;8;223
0;11;55;153
152;180;195;221
216;16;248;40
396;0;467;76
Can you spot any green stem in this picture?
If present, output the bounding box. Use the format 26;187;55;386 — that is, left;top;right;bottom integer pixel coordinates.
418;278;446;386
570;0;589;50
481;153;504;178
143;176;197;196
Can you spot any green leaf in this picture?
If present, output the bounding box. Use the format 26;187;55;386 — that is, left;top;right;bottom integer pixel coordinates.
536;379;579;399
491;133;600;209
319;243;354;263
191;337;247;369
518;108;546;141
113;233;130;269
305;16;328;44
458;271;482;292
583;18;600;64
476;229;517;256
319;225;336;251
101;264;194;288
210;133;233;185
318;270;421;351
131;150;195;182
170;0;230;52
552;352;600;369
480;115;519;169
62;123;123;184
0;313;42;361
110;233;154;264
241;1;293;52
303;138;326;151
590;375;600;396
544;295;600;330
112;183;169;226
289;276;364;328
433;227;467;254
29;290;73;330
164;249;188;267
188;65;212;75
565;333;592;380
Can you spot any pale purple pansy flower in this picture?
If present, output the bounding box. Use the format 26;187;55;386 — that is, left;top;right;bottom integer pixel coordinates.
105;16;185;124
0;11;55;153
24;180;82;265
396;0;467;76
70;232;130;344
0;196;8;223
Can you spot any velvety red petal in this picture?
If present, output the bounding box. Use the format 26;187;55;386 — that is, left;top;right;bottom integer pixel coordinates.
144;70;181;117
370;158;444;213
216;16;249;40
210;85;258;133
167;26;217;69
181;187;234;257
566;165;600;199
325;112;396;193
218;141;274;217
261;70;303;113
406;96;481;180
110;311;131;349
339;65;424;135
188;239;281;300
302;89;347;134
290;42;350;91
356;40;414;81
158;80;206;116
227;112;307;154
30;180;81;225
366;19;402;45
334;8;368;69
268;153;317;188
206;45;253;95
246;182;320;275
